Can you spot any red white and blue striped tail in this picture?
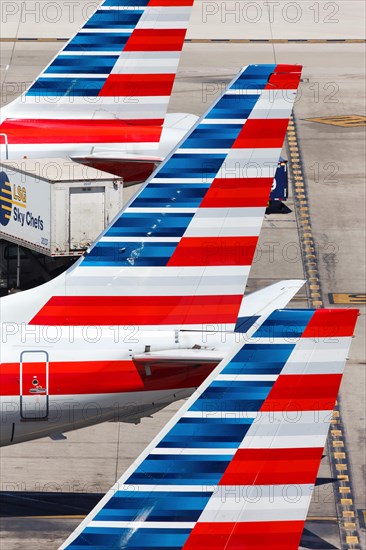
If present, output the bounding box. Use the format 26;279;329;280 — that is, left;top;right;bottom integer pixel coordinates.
0;0;195;149
60;307;359;550
27;64;302;329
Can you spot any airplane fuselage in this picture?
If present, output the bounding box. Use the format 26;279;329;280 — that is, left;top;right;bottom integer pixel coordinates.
0;326;241;446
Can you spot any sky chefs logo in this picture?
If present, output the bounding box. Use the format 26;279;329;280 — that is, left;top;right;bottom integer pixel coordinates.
0;171;44;231
0;171;13;226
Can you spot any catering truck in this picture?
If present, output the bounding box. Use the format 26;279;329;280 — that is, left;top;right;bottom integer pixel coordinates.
0;158;123;291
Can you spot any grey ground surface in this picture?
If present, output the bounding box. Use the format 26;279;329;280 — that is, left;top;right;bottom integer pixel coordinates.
0;3;365;548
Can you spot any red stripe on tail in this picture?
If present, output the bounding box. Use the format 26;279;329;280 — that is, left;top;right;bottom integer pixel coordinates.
29;295;243;326
219;447;323;485
265;73;301;90
123;29;187;51
233;119;290;149
182;521;305;550
98;74;176;97
148;0;194;4
200;177;274;207
167;237;258;266
302;308;359;338
260;373;342;411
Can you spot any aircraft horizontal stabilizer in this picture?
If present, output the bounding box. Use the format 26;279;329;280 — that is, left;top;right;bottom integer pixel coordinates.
72;153;162;183
235;279;306;332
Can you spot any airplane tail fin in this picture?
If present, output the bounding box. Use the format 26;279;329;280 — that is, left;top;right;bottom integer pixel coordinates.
60;307;359;549
5;64;303;329
0;0;194;152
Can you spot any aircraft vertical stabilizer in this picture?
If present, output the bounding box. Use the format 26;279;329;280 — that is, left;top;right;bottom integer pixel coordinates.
4;64;303;329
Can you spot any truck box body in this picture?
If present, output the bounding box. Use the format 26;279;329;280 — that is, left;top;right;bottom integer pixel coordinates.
0;158;123;256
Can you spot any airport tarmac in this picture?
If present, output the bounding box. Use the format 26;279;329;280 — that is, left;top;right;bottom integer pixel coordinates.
0;3;365;549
